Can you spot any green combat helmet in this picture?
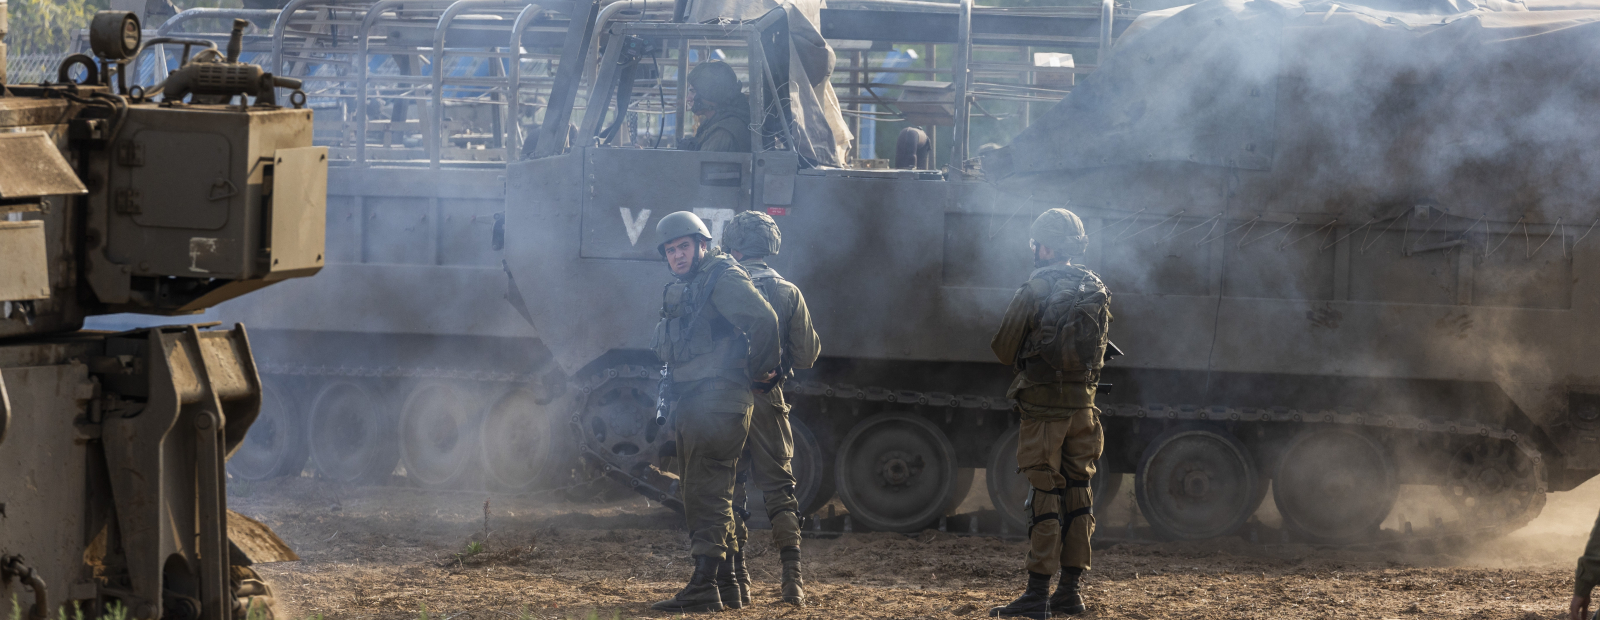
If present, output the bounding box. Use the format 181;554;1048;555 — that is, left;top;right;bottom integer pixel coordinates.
1030;208;1088;257
657;211;714;256
722;210;782;258
688;61;743;111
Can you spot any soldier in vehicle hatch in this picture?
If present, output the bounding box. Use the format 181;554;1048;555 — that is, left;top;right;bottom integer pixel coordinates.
988;208;1112;619
721;211;822;608
682;61;752;153
650;211;781;614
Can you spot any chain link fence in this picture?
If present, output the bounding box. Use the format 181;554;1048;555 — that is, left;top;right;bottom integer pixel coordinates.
10;53;65;85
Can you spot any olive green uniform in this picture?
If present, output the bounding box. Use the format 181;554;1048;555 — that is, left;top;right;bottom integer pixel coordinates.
991;263;1107;575
654;252;780;561
1576;509;1600;596
692;104;752;153
730;258;821;552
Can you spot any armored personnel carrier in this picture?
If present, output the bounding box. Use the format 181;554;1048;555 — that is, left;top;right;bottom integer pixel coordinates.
501;0;1600;544
1;10;322;619
125;0;1132;504
144;0;1590;545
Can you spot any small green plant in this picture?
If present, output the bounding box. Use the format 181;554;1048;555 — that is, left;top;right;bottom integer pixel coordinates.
463;541;485;556
54;600;84;620
11;594;21;620
101;601;127;620
418;602;431;620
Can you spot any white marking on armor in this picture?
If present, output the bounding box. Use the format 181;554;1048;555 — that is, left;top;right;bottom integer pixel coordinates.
189;237;218;273
694;208;737;244
620;208;653;246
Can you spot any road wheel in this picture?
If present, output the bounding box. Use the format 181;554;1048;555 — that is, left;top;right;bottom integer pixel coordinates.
834;413;958;532
479;386;560;492
308;379;399;484
1135;425;1260;540
791;415;833;515
228;376;310;481
398;381;482;488
1274;429;1397;544
987;425;1121;533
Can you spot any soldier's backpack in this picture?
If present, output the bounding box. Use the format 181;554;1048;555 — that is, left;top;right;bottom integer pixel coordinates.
745;266;794;380
1018;265;1112;384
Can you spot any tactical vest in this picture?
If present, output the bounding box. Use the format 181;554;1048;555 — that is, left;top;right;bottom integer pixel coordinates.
1016;263;1112;385
745;265;794;380
652;255;752;385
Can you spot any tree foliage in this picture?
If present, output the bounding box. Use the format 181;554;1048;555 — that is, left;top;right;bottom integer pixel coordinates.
8;0;107;57
7;0;242;57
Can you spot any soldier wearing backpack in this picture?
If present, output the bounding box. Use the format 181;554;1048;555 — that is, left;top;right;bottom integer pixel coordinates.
720;211;822;607
649;211;781;613
989;208;1112;619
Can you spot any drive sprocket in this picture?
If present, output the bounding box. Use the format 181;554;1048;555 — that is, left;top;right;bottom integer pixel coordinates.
1441;438;1546;534
569;366;682;509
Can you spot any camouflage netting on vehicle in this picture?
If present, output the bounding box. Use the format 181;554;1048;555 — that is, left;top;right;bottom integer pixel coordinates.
990;0;1600;224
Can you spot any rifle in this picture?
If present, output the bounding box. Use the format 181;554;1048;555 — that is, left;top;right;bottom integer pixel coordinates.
655;364;673;426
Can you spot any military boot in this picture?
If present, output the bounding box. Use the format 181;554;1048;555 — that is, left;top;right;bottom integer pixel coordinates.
650;555;724;613
716;554;743;609
732;551;752;607
1049;568;1086;616
779;546;805;606
990;571;1052;619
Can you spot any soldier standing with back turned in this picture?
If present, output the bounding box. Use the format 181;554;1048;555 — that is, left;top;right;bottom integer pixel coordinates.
720;211;822;608
649;211;781;614
989;208;1112;619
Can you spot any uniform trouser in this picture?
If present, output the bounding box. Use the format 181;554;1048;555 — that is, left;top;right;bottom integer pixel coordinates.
1018;407;1104;574
731;393;803;551
672;380;754;561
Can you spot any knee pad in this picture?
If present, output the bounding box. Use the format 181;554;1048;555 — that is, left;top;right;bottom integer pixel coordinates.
1025;468;1065;491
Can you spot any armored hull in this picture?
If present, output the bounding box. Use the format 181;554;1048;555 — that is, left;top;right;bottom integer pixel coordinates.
1;11;323;617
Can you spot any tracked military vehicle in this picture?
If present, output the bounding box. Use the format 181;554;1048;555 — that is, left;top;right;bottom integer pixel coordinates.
145;0;1590;545
499;0;1600;544
1;10;322;619
124;0;1131;505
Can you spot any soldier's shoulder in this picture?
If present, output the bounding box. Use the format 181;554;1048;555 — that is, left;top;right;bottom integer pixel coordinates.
1018;277;1050;300
706;254;752;281
1075;265;1108;290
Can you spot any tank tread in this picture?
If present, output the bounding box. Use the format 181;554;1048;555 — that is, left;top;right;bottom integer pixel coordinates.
268;362;1548;542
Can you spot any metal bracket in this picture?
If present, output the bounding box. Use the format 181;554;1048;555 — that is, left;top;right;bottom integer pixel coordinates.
207;179;239;201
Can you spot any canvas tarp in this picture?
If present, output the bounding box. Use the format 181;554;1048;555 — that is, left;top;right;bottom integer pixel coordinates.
690;0;854;164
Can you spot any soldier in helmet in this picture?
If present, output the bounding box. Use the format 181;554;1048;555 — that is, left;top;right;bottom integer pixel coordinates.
720;211;822;607
988;208;1112;619
649;211;781;613
683;61;752;153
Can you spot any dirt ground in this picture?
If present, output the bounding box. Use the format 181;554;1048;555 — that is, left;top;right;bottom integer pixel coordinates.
230;474;1600;620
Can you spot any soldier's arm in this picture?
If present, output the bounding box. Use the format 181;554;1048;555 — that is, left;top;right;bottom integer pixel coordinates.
712;269;781;378
786;285;821;370
990;283;1040;367
1576;509;1600;597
